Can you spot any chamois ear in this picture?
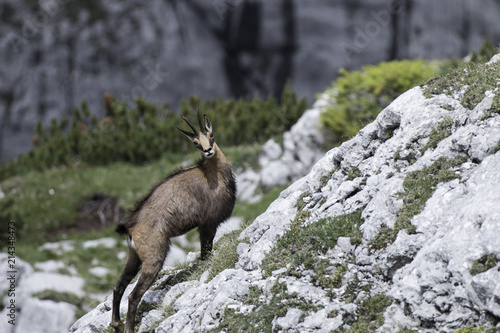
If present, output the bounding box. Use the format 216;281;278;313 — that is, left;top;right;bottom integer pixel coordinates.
177;127;196;141
204;114;213;133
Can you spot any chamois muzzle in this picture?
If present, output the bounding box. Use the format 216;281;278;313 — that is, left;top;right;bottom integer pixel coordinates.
204;148;215;158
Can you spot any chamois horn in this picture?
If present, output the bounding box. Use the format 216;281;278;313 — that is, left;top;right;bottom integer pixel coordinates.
178;107;206;137
178;114;198;137
196;107;204;133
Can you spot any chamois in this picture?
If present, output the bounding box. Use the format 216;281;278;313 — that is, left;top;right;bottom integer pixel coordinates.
111;109;236;333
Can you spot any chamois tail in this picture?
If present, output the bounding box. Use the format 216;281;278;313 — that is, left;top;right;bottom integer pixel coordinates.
115;223;128;235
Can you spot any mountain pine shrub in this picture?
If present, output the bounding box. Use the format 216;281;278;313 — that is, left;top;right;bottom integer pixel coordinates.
320;59;438;146
0;83;307;180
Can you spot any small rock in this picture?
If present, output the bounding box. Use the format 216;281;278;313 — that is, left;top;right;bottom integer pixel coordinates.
38;240;75;255
82;237;117;249
274;308;302;329
89;266;110;278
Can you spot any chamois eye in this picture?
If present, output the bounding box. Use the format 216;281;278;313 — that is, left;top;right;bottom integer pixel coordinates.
209;134;214;145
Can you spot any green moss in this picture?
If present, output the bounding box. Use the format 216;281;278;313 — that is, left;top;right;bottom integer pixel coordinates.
470;254;499;276
421;117;454;154
395;155;466;232
371;155;466;249
369;227;395;251
321;59;438;146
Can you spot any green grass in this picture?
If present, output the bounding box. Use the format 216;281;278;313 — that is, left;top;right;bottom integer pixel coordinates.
346;294;393;332
371;155;467;249
0;144;264;257
421;117;454;154
0;153;192;251
424;59;500;116
261;210;363;279
214;281;323;333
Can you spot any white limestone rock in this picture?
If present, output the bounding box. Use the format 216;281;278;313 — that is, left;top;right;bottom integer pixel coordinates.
20;272;86;298
239;98;327;199
235;168;262;203
15;298;76;333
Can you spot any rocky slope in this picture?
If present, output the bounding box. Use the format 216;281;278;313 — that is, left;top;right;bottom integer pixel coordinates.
70;58;500;332
2;0;500;161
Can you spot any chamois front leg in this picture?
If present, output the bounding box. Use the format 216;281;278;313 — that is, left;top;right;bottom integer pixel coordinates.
111;248;141;333
199;226;216;260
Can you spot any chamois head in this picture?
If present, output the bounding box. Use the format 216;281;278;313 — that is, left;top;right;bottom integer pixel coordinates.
177;108;215;158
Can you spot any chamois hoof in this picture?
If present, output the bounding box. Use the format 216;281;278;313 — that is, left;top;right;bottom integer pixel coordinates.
110;321;125;333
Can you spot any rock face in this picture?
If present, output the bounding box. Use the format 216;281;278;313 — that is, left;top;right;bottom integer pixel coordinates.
71;59;500;331
237;95;326;202
2;0;500;161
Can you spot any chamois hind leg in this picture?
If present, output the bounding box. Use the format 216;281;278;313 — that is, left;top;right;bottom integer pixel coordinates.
123;242;168;333
199;226;216;260
111;247;141;333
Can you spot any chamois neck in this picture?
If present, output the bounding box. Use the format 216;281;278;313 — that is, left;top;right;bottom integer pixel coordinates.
206;143;229;167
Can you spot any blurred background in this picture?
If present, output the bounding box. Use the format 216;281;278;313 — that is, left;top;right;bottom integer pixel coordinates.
1;0;500;162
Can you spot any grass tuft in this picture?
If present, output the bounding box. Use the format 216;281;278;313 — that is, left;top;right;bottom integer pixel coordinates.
346;294;393;332
262;210;363;279
214;280;322;333
470;254;499;276
371;155;467;249
424;59;500;117
421;118;454;154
